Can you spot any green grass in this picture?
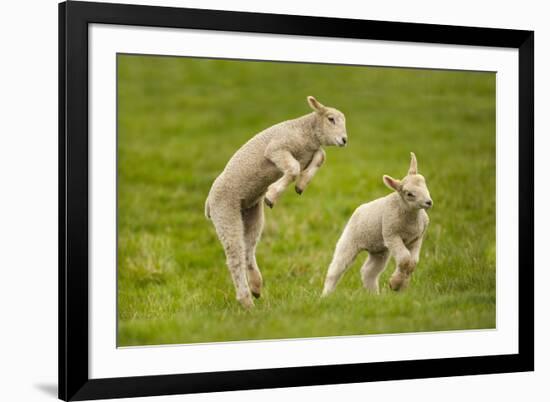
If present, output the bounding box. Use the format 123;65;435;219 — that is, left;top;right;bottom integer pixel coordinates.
117;55;496;346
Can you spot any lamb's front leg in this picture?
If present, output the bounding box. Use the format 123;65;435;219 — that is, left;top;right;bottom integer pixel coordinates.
295;149;325;195
409;236;424;267
389;236;424;291
360;251;390;294
264;150;301;208
385;235;415;291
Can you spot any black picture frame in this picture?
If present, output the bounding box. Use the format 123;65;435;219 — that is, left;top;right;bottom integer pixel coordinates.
59;1;534;400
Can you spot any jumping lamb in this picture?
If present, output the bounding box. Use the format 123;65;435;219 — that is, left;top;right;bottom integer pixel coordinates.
322;152;432;296
205;96;348;308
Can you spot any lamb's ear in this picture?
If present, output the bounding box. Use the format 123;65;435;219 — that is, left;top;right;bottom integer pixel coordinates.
307;96;326;114
383;175;402;192
408;152;418;175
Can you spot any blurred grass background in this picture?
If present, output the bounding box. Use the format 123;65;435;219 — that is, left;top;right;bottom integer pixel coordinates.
117;54;496;346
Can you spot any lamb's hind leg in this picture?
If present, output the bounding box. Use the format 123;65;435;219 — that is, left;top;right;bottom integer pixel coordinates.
242;201;264;298
322;232;361;297
210;204;253;309
360;251;390;294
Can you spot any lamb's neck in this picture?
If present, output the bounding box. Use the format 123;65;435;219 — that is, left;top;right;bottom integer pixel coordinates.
298;112;322;149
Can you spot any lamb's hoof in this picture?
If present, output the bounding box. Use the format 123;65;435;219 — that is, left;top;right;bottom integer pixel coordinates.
363;285;380;295
389;277;408;292
264;197;274;208
251;290;261;299
320;288;332;298
295;186;303;195
238;296;254;309
389;277;400;291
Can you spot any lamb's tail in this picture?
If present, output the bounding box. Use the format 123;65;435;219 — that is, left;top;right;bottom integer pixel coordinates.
204;197;211;220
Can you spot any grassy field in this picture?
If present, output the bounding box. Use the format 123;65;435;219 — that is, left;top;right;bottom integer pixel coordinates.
117;55;496;346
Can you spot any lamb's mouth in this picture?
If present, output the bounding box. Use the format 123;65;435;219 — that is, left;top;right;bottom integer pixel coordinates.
336;138;348;147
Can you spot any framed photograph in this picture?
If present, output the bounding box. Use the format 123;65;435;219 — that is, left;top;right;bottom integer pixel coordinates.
59;1;534;400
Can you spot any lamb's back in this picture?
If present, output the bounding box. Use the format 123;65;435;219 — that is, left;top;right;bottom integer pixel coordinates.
209;125;284;206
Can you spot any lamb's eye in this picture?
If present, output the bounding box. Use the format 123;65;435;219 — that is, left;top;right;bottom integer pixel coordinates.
328;116;335;124
407;192;415;197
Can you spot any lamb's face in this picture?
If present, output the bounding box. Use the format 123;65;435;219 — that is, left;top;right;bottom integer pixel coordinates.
383;152;433;210
399;175;433;210
317;107;348;147
306;96;348;147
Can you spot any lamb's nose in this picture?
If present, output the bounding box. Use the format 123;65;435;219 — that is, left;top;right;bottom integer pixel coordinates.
342;137;347;145
425;200;433;207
